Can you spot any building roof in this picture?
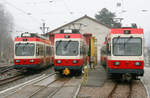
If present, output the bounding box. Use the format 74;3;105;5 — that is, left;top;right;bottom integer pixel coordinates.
47;15;109;34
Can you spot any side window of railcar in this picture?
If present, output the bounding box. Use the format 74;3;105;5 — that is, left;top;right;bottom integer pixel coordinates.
38;44;44;56
51;46;54;56
46;46;48;56
46;46;51;56
49;46;51;56
107;43;111;55
82;45;85;55
50;46;53;56
36;44;45;56
44;45;46;56
80;45;83;55
41;44;44;56
36;44;40;56
83;44;86;55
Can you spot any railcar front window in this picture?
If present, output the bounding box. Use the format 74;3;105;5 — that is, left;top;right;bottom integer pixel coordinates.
56;41;79;56
15;43;35;56
113;38;142;56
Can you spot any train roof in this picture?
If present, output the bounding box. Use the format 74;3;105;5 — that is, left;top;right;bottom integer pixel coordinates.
110;28;144;34
14;37;51;45
54;33;83;39
14;32;50;44
19;32;49;40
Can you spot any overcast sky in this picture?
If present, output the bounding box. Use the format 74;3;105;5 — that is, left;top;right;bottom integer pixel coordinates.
1;0;150;44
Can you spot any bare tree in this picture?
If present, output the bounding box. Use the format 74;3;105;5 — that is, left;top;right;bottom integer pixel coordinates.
0;4;14;63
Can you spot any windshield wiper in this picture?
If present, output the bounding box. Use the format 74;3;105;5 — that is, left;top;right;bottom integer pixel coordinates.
124;36;133;46
113;36;120;47
64;40;71;49
114;36;120;44
56;40;62;49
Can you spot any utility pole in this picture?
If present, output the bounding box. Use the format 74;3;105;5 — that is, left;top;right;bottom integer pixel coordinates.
40;22;49;34
114;18;124;23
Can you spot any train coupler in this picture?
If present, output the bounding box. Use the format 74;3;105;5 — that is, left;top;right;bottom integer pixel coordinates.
122;73;132;81
63;68;70;75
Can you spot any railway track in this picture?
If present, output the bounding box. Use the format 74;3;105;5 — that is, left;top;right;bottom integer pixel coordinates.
73;83;81;98
45;78;71;98
0;73;25;86
29;75;82;98
27;74;67;98
141;79;150;98
78;79;147;98
0;66;55;90
108;81;142;98
0;66;14;74
0;73;56;98
0;73;82;98
0;65;25;86
108;81;132;98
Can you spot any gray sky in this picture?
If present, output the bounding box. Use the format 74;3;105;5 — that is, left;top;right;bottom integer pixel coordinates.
1;0;150;44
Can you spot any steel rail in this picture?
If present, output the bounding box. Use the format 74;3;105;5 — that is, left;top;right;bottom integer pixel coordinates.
127;81;132;98
73;83;81;98
0;73;56;98
46;78;71;98
141;79;150;98
0;73;24;86
28;74;57;98
107;83;118;98
0;66;14;74
46;82;66;98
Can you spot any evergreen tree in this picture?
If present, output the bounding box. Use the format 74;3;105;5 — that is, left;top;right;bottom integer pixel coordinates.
95;8;121;28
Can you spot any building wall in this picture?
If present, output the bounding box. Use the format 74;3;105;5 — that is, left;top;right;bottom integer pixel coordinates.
52;17;110;61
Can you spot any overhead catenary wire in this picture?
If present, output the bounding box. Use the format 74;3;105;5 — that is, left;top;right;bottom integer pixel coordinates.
2;0;42;24
62;0;73;15
1;0;46;33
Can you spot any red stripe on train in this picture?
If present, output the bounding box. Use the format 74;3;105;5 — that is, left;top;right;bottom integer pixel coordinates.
107;60;144;69
14;59;41;65
15;37;50;44
54;59;84;66
55;34;82;38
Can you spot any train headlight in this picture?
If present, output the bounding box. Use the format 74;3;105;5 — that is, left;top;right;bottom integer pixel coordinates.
73;60;78;64
16;60;20;63
30;60;34;63
135;62;141;66
57;60;62;63
114;62;120;66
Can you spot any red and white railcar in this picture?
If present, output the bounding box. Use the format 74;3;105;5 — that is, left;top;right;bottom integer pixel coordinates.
101;27;144;80
54;30;88;75
14;32;53;70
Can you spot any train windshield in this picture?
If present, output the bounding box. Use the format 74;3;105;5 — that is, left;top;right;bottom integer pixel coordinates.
113;38;142;56
56;41;79;56
15;43;35;56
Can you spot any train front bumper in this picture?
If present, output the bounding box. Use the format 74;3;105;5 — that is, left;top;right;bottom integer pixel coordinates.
107;68;144;76
54;66;83;71
14;64;41;69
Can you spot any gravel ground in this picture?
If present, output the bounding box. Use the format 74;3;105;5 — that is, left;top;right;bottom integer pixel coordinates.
0;74;82;98
142;67;150;98
111;82;130;98
78;80;116;98
1;64;148;98
131;80;147;98
0;63;13;67
78;79;147;98
0;66;54;92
